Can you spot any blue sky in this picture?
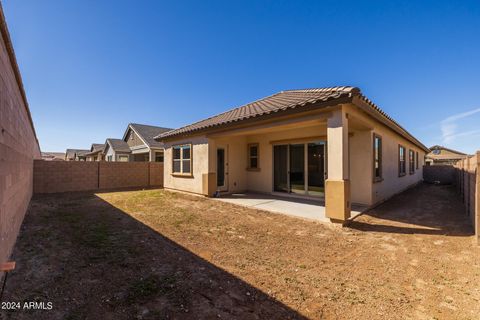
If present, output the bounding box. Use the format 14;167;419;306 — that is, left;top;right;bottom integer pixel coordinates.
3;0;480;153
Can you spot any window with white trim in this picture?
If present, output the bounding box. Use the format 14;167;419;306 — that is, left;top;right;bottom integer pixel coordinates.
173;144;192;174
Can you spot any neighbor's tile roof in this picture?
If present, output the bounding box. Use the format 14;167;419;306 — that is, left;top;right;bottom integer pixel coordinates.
129;123;172;148
157;86;357;139
74;150;90;157
85;143;105;156
105;139;131;153
156;86;429;152
65;149;89;159
429;145;467;156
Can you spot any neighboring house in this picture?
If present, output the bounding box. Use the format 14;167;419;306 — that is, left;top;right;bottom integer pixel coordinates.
41;152;65;161
103;139;131;162
122;123;172;162
65;149;89;161
426;145;467;166
156;86;429;223
85;143;105;161
74;150;89;161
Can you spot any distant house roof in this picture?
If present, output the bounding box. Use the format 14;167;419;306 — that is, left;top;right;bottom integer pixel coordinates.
74;150;90;158
429;145;467;156
123;123;173;148
41;152;65;161
65;149;89;159
155;86;428;152
104;138;131;153
85;143;105;156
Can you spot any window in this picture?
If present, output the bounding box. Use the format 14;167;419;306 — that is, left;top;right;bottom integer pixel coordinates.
107;155;113;162
398;145;406;176
409;150;415;174
416;151;419;169
372;134;382;181
432;149;440;155
118;155;129;162
247;143;259;170
172;144;192;175
155;151;164;162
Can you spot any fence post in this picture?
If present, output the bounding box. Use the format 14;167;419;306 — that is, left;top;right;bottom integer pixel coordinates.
475;152;480;245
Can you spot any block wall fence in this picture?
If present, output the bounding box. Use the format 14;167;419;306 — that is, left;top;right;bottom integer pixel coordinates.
453;151;480;245
0;4;41;267
33;161;164;194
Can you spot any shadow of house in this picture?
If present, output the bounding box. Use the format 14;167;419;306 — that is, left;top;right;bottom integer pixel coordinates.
348;183;474;237
3;192;307;320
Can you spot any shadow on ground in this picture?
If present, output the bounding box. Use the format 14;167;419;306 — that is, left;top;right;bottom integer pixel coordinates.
1;192;307;320
349;183;474;237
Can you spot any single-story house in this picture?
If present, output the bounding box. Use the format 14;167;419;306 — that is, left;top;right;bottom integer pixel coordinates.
65;149;89;161
103;139;131;162
156;86;429;223
85;143;105;161
122;123;172;162
426;145;467;166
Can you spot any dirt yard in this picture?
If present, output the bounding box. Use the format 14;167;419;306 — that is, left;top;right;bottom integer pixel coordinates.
1;184;479;319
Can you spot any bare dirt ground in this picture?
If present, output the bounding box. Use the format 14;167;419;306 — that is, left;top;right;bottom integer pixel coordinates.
1;184;479;319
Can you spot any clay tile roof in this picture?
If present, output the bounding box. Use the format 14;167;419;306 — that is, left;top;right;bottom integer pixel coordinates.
157;86;357;139
105;139;131;153
155;86;429;152
128;123;173;148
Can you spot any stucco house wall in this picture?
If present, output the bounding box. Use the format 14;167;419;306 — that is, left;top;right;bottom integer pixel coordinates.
0;5;41;266
163;135;210;195
344;104;426;205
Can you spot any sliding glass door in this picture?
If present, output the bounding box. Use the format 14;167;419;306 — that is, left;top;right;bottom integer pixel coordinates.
289;144;305;194
273;145;288;192
273;141;326;197
307;142;325;196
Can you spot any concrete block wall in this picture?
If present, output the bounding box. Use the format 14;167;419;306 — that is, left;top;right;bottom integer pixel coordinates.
454;153;479;245
33;161;99;193
0;4;41;265
149;162;164;186
423;165;456;184
99;162;149;189
33;161;164;193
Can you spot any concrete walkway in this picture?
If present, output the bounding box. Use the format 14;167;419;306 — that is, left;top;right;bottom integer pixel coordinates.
214;192;367;222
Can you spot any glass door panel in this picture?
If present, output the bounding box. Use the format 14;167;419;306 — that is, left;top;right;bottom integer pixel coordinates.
289;144;305;194
308;142;325;197
273;145;288;192
217;148;225;188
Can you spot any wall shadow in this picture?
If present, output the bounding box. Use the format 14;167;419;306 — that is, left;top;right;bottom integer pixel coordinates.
2;191;307;320
348;183;474;237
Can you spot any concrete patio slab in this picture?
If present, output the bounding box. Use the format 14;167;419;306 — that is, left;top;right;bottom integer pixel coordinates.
214;193;367;223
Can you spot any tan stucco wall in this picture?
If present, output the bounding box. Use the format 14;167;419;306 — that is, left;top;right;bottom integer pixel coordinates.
344;104;426;205
210;136;248;193
349;129;373;205
163;135;210;194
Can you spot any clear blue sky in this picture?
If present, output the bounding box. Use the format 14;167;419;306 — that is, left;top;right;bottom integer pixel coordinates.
3;0;480;153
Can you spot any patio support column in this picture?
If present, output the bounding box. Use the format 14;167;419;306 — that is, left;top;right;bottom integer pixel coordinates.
325;108;351;222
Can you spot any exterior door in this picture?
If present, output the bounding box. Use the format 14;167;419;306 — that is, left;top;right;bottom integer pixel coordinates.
274;145;289;192
217;146;228;192
273;141;326;197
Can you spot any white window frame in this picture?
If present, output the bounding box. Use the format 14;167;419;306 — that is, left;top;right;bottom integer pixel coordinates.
172;144;192;176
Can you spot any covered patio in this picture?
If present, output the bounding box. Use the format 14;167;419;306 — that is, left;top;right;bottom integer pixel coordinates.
215;192;369;222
